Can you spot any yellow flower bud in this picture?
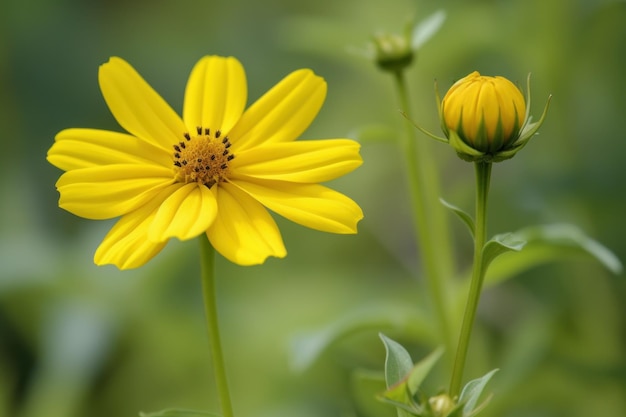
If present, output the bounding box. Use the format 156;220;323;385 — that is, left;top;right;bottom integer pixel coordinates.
441;71;526;157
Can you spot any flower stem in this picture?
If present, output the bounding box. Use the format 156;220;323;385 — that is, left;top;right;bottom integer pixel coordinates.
199;235;234;417
449;161;492;397
392;70;455;360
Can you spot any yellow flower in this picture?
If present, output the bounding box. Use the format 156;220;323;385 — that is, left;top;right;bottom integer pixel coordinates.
441;71;526;154
47;56;363;269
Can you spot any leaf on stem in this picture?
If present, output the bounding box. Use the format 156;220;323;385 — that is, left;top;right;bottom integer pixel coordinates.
379;334;443;414
458;368;498;417
484;223;622;287
481;233;526;273
380;333;414;388
440;198;475;237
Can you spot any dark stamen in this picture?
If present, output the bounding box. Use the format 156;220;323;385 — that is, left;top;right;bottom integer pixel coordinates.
215;130;221;138
196;126;202;135
204;128;210;135
184;133;191;140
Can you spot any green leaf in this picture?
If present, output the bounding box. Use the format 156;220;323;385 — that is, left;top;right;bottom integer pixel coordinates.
440;198;475;237
378;339;443;416
481;233;526;273
411;10;446;50
484;223;622;287
406;347;444;394
139;409;220;417
459;368;498;417
380;333;414;388
379;334;418;417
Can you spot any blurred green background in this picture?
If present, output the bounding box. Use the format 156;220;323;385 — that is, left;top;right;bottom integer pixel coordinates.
1;0;625;416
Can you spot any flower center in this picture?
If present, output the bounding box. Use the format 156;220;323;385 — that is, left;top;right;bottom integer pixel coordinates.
173;127;235;188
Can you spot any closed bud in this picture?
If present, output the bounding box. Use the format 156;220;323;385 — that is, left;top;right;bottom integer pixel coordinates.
439;71;550;162
428;394;455;416
372;32;414;73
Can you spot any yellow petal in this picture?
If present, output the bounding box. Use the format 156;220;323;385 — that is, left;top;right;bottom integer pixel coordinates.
231;139;362;183
99;57;187;150
228;69;326;152
56;164;175;219
207;182;286;265
183;56;247;135
149;183;218;242
94;186;180;269
48;128;172;171
231;180;363;234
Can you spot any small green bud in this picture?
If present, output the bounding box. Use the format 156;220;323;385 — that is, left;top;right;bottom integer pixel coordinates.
429;394;455;417
372;32;414;72
365;10;445;73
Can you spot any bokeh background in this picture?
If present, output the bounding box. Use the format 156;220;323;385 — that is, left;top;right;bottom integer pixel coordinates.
2;0;625;416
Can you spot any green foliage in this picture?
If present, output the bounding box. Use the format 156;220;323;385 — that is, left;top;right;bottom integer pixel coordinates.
458;370;497;417
481;233;526;273
377;335;497;417
485;223;622;287
440;198;475;237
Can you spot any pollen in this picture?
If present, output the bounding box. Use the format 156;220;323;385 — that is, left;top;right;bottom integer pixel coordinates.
173;127;235;188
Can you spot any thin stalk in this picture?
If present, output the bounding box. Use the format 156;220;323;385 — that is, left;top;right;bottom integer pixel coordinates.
449;161;492;397
392;70;455;359
200;235;234;417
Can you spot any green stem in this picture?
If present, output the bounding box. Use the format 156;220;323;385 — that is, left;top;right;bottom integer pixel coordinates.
392;70;455;360
449;161;492;397
200;235;235;417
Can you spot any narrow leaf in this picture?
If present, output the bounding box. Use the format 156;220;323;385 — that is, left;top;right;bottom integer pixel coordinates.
411;10;446;50
484;223;622;287
459;368;498;416
406;347;444;394
517;224;622;274
440;198;475;237
481;233;526;273
139;409;220;417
